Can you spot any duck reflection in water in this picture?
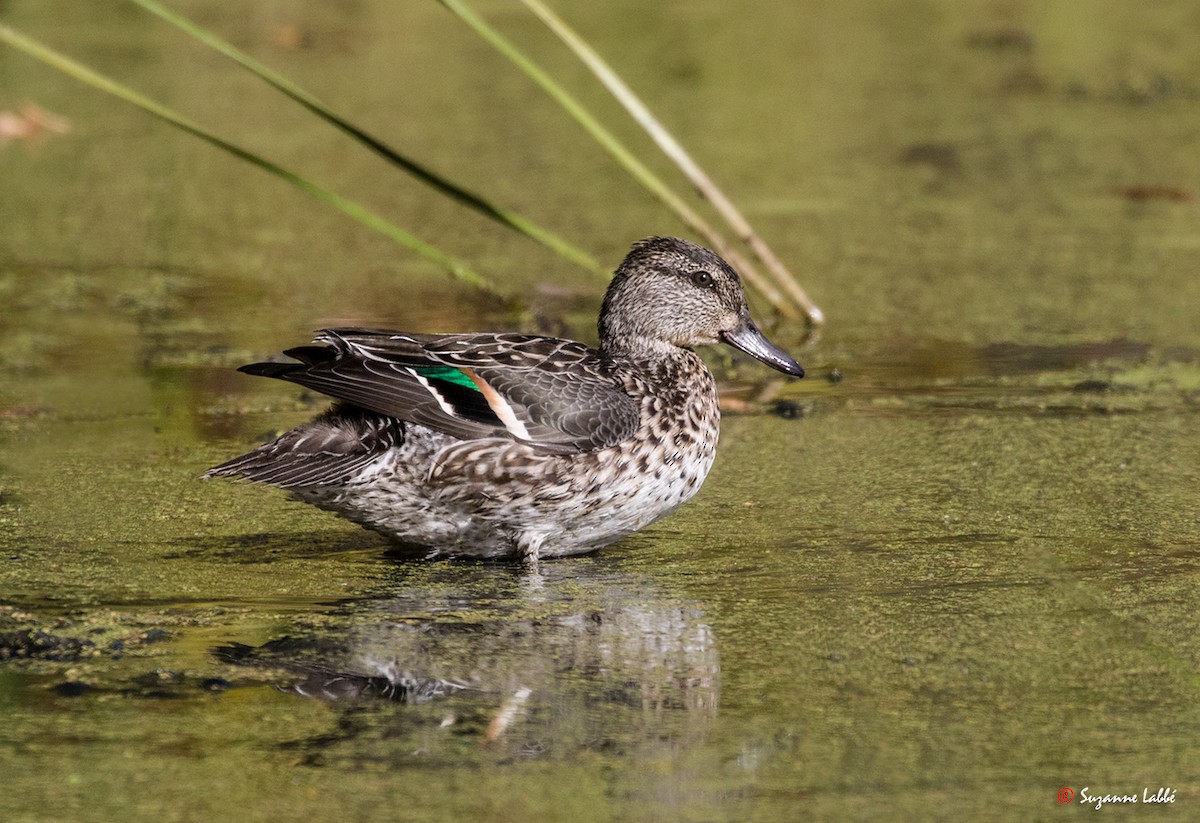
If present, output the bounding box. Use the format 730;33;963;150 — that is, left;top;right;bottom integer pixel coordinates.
214;557;718;755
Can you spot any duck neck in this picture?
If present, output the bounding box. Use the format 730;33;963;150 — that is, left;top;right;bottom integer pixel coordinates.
601;334;682;366
601;337;711;400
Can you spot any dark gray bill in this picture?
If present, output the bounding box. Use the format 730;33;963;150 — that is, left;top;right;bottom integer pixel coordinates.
721;315;805;377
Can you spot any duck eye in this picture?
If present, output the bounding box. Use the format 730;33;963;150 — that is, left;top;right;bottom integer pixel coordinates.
691;270;715;289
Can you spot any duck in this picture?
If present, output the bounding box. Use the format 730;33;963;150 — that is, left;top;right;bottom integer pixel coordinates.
205;236;804;560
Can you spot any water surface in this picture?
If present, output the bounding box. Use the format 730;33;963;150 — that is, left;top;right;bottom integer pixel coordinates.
2;1;1199;820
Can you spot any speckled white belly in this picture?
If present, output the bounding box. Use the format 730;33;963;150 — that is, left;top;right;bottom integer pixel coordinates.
293;402;719;559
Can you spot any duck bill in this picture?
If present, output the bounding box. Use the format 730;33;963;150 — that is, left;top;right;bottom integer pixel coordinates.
721;315;805;377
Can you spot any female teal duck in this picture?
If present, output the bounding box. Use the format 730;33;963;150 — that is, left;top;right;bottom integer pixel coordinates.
206;237;804;560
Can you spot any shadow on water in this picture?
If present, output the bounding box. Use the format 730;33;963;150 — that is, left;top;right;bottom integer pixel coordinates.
785;337;1200;419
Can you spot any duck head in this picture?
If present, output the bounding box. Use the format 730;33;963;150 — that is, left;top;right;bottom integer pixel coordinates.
598;236;804;377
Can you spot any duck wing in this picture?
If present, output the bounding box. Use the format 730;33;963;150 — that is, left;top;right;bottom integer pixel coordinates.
237;328;640;453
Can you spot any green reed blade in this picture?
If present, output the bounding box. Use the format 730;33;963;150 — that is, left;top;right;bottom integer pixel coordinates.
0;22;502;298
516;0;824;325
128;0;602;277
434;0;798;318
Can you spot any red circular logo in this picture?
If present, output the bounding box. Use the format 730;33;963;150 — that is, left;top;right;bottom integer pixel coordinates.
1057;787;1075;805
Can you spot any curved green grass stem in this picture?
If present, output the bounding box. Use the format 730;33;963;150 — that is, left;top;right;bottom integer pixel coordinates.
127;0;603;278
515;0;823;326
436;0;816;322
0;22;502;299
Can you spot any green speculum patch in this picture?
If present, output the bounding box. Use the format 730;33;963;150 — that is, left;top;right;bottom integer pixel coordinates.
411;364;482;392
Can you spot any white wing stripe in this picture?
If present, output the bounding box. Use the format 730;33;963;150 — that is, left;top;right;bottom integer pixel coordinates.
406;367;457;417
462;368;531;441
